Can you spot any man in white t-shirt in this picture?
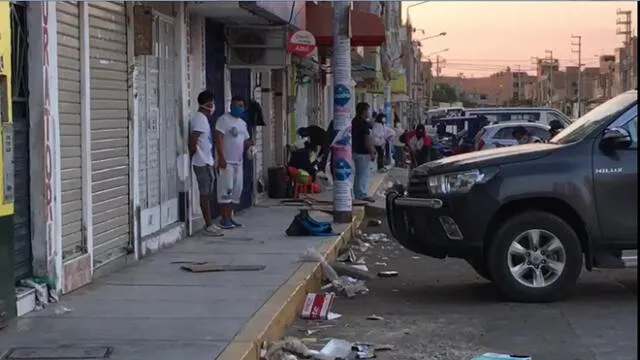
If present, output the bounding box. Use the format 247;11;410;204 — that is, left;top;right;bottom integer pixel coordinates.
215;96;253;229
189;91;223;237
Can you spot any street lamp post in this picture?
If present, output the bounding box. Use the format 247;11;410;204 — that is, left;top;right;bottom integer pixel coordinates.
416;32;447;42
405;1;430;21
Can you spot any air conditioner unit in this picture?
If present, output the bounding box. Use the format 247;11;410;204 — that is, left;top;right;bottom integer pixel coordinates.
226;27;287;69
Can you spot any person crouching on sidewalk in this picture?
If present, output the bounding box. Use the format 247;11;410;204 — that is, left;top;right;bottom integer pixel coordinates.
214;96;254;229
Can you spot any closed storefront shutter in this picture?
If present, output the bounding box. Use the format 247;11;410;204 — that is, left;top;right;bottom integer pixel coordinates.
88;2;130;269
10;2;32;282
137;14;180;238
158;19;179;228
57;2;85;262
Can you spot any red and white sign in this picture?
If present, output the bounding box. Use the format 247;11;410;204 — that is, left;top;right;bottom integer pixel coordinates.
287;30;317;57
300;293;335;319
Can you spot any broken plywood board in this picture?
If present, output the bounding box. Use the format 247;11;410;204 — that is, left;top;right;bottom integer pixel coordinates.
180;263;266;273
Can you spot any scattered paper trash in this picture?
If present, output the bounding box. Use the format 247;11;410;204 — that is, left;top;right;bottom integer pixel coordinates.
262;337;314;360
310;338;353;360
336;249;358;263
350;264;368;272
353;344;375;359
377;271;399;278
471;354;532;360
366;314;384;321
328;261;373;281
360;232;389;243
301;293;336;320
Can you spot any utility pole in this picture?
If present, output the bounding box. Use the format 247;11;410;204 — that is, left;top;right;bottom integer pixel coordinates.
430;55;443;108
516;65;522;103
571;35;582;116
616;9;632;91
531;57;540;105
545;50;554;106
331;1;352;223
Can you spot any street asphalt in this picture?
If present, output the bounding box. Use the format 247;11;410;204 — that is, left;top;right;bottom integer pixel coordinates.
285;168;637;360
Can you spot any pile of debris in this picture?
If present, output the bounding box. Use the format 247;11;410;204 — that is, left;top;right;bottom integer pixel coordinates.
261;337;393;360
262;224;402;360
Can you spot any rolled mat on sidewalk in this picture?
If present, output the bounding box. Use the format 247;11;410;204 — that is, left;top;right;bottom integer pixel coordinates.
216;171;390;360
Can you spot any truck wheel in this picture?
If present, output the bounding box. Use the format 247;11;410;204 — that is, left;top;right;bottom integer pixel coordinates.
466;257;492;281
488;211;583;302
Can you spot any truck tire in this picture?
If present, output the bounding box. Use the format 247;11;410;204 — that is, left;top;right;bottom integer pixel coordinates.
488;211;583;302
466;257;492;281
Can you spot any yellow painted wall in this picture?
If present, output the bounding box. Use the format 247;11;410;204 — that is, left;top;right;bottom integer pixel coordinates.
0;1;14;217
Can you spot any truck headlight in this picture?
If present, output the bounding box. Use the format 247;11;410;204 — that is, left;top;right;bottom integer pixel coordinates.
427;168;497;195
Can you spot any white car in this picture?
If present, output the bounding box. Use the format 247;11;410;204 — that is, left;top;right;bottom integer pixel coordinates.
474;122;551;151
466;107;571;127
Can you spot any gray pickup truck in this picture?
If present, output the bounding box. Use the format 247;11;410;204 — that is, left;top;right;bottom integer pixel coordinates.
387;90;638;302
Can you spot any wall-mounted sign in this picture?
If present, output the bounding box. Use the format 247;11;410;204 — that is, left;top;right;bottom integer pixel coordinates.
287;30;316;58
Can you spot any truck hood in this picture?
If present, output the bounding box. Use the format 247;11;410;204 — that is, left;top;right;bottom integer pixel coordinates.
415;143;557;175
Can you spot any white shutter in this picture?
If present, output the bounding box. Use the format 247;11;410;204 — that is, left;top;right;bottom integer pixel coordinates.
88;2;130;269
158;18;179;228
138;14;179;237
57;2;84;262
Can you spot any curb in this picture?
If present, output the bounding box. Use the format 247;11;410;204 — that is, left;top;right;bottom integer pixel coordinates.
216;172;390;360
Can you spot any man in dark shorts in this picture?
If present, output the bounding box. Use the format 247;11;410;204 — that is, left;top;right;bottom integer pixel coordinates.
189;91;223;236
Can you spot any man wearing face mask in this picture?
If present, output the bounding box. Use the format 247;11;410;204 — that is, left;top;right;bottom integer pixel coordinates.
215;96;254;229
189;91;223;237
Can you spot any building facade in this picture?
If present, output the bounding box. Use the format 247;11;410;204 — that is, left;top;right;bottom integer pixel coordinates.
0;0;387;324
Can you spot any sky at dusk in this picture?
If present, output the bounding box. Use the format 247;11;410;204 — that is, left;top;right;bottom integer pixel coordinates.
401;1;637;77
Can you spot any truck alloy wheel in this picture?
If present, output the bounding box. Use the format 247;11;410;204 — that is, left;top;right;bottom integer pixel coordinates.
488;211;583;302
507;229;566;288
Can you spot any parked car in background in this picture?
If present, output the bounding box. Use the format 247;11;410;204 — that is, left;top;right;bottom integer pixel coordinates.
466;107;571;127
387;90;637;302
474;122;551;150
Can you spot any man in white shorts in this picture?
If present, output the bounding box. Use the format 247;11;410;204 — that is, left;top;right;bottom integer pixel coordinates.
214;96;253;229
188;90;223;236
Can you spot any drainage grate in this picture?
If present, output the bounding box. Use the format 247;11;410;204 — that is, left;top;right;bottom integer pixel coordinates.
5;346;112;359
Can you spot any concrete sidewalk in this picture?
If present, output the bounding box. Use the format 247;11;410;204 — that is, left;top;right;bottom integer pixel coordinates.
0;172;388;360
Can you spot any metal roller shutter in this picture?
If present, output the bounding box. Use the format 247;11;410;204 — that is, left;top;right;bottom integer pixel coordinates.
57;2;85;262
10;2;33;282
88;2;130;269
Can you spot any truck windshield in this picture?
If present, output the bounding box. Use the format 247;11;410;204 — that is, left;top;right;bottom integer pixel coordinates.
551;92;638;144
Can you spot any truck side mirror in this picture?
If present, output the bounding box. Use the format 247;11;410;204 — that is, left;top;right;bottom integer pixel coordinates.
600;127;633;152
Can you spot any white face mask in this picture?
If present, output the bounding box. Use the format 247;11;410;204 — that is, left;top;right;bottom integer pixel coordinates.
201;104;215;115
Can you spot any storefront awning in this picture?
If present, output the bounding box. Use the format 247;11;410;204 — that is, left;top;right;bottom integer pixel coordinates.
306;3;386;47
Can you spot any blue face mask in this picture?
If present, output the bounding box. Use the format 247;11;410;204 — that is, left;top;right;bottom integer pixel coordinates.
230;106;244;117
